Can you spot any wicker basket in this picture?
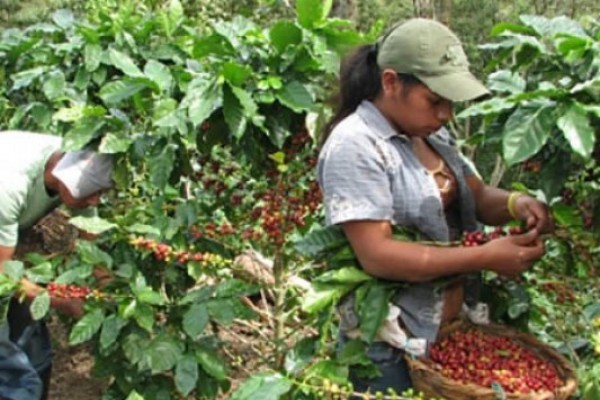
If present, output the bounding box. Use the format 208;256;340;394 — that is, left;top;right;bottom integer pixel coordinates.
405;319;578;400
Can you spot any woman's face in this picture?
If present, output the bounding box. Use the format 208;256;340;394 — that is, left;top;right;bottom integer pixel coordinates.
377;69;454;137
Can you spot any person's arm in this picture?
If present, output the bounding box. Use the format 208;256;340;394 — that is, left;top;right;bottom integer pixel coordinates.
342;220;544;282
466;175;553;233
0;245;84;318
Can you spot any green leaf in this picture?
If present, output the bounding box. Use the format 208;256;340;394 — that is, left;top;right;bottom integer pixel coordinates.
276;81;313;113
135;288;165;305
269;21;302;53
284;337;316;374
175;355;199;397
304;360;348;384
222;62;252;86
519;15;587;38
77;241;113;267
356;282;394;343
301;283;354;314
133;303;155;332
490;22;535;37
502;105;554;166
583;302;600;321
315;267;372;284
146;336;183;373
149;144;175;189
122;332;148;366
52;9;74;29
24;262;54;284
126;224;161;237
196;348;228;381
69;216;118;235
3;260;25;281
43;70;66;101
294;225;347;257
186;81;221;127
99;80;147;105
100;132;133;154
551;203;582;228
179;287;214;305
144;60;173;92
62;118;104;151
183;304;209;339
69;309;105;345
0;274;19;297
84;44;103;72
508;302;529;319
487;70;526;94
230;373;292;400
557;103;595;159
583;105;600;119
571;77;600;96
11;66;46;91
338;339;371;366
125;391;144;400
53;104;85;123
108;48;144;78
296;0;332;29
223;85;247;139
206;298;254;325
214;279;258;298
100;315;128;350
30;291;51;320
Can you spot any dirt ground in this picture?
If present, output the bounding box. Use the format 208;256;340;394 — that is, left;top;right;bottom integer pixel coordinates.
47;317;107;400
45;316;266;400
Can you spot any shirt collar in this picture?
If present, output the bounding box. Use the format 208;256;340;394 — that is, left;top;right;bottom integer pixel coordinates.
355;100;410;143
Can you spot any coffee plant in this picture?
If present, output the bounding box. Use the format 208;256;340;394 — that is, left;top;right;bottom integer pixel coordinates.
0;2;598;399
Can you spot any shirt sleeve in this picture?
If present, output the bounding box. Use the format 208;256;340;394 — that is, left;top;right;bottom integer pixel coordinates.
0;192;20;247
318;131;394;225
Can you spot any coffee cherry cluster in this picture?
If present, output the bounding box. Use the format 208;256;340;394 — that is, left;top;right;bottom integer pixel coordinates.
538;281;576;304
129;237;228;267
189;222;235;240
47;282;92;299
461;226;523;247
251;180;321;247
429;328;562;394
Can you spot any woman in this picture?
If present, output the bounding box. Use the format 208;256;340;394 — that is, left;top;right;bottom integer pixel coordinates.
317;18;553;395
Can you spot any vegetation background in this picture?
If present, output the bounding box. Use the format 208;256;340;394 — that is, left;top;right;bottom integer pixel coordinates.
0;1;598;400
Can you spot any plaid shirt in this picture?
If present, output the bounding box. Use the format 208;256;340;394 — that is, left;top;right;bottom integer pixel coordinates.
317;101;480;342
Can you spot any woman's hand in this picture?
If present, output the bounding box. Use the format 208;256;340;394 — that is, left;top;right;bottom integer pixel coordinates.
481;228;545;277
513;195;554;234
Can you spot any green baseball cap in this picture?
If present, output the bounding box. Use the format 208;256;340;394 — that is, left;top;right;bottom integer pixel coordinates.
377;18;489;102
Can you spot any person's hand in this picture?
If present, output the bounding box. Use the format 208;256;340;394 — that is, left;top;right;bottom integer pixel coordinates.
481;229;545;277
51;297;85;319
513;195;554;234
93;266;113;288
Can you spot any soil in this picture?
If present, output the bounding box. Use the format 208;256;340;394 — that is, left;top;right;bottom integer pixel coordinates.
47;317;107;400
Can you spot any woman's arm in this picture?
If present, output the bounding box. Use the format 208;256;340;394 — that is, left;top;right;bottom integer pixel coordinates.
342;220;544;282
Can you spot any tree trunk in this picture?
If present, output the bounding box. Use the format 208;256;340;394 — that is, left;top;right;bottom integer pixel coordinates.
413;0;435;18
435;0;452;26
332;0;356;19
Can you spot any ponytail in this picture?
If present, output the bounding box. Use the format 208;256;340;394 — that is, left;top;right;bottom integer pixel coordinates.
322;44;382;142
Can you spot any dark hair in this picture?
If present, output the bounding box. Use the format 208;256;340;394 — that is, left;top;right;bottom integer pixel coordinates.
322;44;421;143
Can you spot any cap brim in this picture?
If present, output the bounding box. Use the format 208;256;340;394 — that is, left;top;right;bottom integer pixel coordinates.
51;151;114;199
418;71;490;102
